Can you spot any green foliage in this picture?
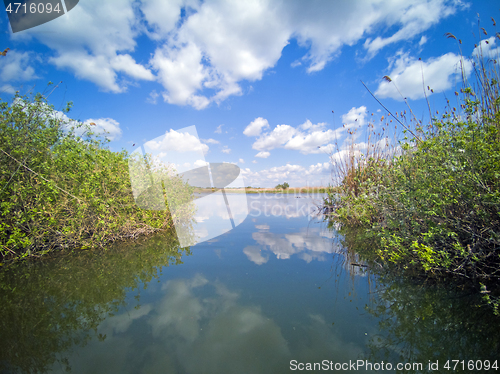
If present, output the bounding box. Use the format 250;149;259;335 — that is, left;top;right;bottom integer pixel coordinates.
326;26;500;313
0;231;188;373
0;91;194;262
275;182;289;190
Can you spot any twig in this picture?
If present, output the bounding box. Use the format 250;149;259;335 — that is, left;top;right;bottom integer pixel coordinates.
360;80;422;143
0;147;82;202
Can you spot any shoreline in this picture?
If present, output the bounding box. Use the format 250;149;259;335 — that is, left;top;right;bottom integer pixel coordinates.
195;187;335;194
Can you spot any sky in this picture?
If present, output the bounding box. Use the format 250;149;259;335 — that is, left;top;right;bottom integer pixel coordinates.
1;0;499;187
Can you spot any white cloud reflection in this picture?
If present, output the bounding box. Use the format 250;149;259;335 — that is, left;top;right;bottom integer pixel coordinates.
49;274;366;373
248;227;336;263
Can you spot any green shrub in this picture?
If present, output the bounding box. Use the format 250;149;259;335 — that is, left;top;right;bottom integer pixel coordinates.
325;24;500;313
0;90;194;262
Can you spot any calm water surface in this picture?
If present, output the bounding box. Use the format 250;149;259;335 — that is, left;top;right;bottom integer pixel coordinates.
1;194;499;373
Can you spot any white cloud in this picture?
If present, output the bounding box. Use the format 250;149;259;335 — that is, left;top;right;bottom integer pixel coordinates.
250;117;352;155
215;124;224;134
151;0;466;106
341;106;367;128
240;162;331;187
472;36;500;60
84;118;122;141
363;0;465;57
141;0;188;40
194;159;209;167
243;117;270;137
252;125;297;151
255;151;270;159
0;50;39;82
239;158;245;164
145;129;209;154
10;0;465;107
147;90;160;104
202;138;220;144
151;42;210;108
110;54;155;81
14;0;155;93
1;84;16;94
221;146;231;154
375;51;472;100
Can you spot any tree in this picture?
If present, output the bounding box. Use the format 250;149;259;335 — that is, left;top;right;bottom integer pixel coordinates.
275;182;289;190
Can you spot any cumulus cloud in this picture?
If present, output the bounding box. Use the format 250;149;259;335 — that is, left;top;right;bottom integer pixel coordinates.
375;51;472;100
252;125;298;151
240;162;330;187
255;151;270;159
363;0;464;58
13;0;155;93
244;117;270;137
84;118;122;141
145;129;209;154
472;36;500;60
221;146;231;154
248;117;358;155
0;50;39;83
341;106;367;128
194;159;209;167
6;0;464;108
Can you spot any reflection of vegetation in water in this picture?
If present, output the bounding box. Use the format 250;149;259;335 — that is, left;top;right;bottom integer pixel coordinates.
337;225;500;373
0;232;189;373
366;274;500;373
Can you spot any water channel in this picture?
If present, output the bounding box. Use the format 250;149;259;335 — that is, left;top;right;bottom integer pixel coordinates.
1;193;499;373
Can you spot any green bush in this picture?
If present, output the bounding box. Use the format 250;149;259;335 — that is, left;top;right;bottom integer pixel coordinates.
0;90;194;262
326;27;500;313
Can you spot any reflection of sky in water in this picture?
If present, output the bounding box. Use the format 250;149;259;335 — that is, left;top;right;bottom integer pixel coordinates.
175;192;248;247
50;195;377;374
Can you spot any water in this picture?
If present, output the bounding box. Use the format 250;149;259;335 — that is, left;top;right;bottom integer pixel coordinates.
1;194;499;373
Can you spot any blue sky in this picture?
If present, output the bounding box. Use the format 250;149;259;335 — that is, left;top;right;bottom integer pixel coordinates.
1;0;499;187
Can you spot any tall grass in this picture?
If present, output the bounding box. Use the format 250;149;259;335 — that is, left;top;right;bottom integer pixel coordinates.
326;18;500;314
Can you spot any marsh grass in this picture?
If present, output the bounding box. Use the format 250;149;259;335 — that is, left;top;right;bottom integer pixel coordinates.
326;17;500;314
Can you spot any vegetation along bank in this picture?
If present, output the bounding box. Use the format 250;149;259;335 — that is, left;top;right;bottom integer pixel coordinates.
324;25;500;314
0;88;194;264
